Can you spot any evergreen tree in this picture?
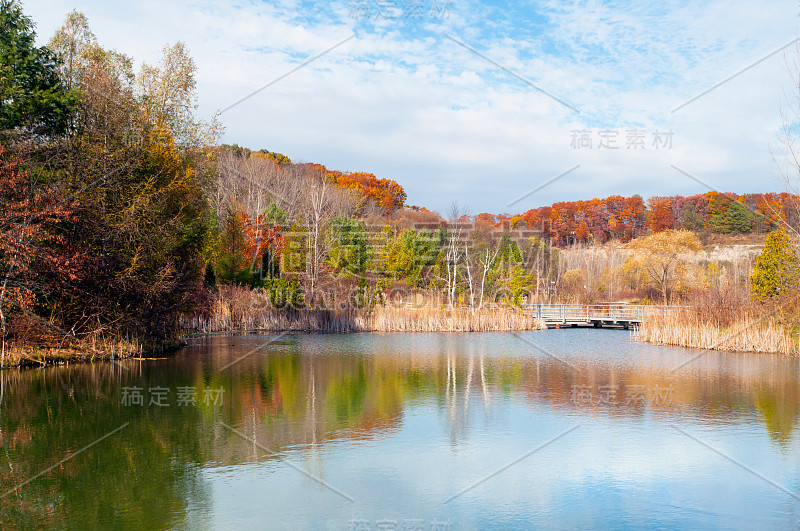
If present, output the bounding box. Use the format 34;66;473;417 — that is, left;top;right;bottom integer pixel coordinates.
328;216;369;277
215;206;254;285
726;201;752;233
750;229;799;300
712;201;752;234
0;0;74;136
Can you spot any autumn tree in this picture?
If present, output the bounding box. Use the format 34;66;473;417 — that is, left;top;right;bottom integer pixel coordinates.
46;13;215;340
750;229;799;301
511;192;797;247
332;171;406;213
47;9;97;89
680;202;704;231
574;221;590;241
628;229;702;304
257;149;292;165
647;197;676;233
215;206;254;285
138;42;220;148
0;151;77;346
248;209;284;281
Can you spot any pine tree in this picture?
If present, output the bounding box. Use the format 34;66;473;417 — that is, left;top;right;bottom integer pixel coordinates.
726;201;752;233
0;0;74;136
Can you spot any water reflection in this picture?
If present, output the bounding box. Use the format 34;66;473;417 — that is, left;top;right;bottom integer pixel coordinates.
1;330;799;528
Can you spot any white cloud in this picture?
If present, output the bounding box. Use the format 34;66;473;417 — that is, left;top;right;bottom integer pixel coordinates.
25;0;800;213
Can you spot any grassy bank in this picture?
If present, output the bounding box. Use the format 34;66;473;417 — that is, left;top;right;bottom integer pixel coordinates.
635;305;799;356
0;339;153;369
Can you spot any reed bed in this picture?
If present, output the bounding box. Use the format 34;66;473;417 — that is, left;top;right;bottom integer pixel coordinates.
369;306;547;332
184;287;546;334
635;308;798;356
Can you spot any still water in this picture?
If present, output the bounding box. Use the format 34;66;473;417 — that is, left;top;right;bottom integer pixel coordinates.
1;330;800;529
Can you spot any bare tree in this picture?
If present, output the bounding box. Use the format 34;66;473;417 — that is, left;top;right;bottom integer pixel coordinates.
469;219;502;309
297;165;356;305
444;202;467;306
212;150;359;296
477;240;500;309
776;48;800;236
463;240;475;308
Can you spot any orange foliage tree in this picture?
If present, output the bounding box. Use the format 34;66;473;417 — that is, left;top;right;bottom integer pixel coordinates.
506;191;797;247
574;221;590;241
332;171;406;212
294;163;406;212
243;211;284;279
515;194;647;245
647;196;676;233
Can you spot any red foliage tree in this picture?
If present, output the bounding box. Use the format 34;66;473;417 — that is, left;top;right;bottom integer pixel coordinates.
647;196;676;233
0;151;79;337
242;211;284;275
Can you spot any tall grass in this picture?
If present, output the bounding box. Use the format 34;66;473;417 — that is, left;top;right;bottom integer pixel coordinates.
635;292;799;356
369;306;546;332
184;285;546;333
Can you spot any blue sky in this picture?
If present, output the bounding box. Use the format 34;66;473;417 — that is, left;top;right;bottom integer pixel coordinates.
26;0;800;214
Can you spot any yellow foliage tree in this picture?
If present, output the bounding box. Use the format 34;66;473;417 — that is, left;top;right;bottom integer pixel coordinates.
628;229;702;304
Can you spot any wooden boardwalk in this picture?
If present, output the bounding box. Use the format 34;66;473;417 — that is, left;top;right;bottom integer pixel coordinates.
529;304;676;329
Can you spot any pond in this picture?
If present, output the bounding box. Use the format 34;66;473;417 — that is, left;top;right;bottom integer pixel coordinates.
1;330;799;529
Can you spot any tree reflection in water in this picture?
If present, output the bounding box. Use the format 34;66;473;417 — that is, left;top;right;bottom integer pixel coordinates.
0;331;798;527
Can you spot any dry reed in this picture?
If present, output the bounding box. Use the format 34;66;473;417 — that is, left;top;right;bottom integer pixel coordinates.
184;287;546;334
635;308;798;356
369;306;547;332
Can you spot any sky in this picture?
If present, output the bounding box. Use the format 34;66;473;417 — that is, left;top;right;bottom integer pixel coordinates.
24;0;800;215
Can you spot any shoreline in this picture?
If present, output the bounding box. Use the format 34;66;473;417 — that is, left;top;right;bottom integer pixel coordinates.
0;341;185;370
1;306;547;369
6;306;798;369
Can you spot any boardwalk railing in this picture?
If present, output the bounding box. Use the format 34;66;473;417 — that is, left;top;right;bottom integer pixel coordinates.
527;304;680;327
